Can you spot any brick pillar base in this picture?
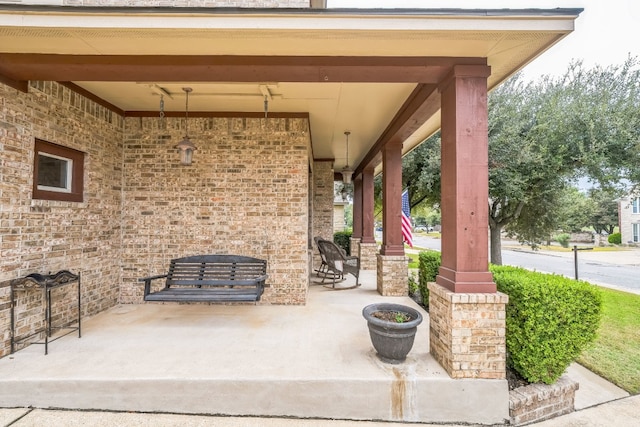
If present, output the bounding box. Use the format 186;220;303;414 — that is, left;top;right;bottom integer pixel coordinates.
350;237;361;260
376;254;408;296
428;281;508;379
359;242;378;270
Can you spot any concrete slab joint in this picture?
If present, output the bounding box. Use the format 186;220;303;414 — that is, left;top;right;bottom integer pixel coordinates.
376;254;408;296
427;281;508;380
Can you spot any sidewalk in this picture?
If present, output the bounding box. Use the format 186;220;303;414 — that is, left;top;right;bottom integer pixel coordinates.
2;395;639;427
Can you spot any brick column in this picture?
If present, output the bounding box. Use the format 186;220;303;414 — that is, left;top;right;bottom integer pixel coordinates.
349;237;360;258
312;160;334;271
377;254;408;296
428;282;508;379
359;242;378;270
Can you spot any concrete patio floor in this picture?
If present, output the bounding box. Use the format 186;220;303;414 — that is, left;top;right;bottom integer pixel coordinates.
0;271;509;425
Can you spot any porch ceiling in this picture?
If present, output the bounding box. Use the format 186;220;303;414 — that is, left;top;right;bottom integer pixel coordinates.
0;6;582;174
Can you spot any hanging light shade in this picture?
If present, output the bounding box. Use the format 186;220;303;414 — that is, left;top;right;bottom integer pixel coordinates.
175;87;197;165
341;131;353;184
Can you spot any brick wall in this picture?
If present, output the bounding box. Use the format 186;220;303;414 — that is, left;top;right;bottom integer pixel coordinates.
119;116;310;305
510;376;578;425
1;80;314;357
0;81;123;357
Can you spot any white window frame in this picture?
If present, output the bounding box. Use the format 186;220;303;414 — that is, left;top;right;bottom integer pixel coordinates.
36;151;73;193
633;223;640;243
632;197;640;214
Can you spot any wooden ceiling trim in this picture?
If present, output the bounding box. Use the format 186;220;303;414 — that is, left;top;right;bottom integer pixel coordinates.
59;82;125;116
354;83;441;177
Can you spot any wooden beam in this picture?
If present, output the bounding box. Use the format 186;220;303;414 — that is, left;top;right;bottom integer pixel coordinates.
354;83;441;175
0;73;28;92
0;54;485;83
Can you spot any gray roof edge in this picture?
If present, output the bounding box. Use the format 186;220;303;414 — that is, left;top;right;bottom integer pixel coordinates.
0;4;584;17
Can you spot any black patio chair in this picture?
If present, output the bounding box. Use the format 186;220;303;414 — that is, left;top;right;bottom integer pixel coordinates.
316;239;360;290
313;236;330;278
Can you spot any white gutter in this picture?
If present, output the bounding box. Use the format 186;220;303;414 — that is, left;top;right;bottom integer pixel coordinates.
0;9;579;32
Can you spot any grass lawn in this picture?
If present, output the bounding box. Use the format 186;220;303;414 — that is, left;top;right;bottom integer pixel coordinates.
406;252;419;268
578;287;640;394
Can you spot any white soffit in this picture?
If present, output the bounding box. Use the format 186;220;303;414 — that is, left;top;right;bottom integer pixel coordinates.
0;7;581;171
0;10;577;57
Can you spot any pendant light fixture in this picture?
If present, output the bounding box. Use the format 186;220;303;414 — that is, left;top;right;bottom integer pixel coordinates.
175;87;197;165
341;131;353;185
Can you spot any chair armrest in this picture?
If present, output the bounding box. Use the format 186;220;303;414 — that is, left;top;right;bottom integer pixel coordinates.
138;274;168;282
138;274;168;297
253;274;269;285
345;257;360;270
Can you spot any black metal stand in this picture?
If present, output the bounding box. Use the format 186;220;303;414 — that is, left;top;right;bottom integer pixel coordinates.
10;270;81;355
572;245;594;280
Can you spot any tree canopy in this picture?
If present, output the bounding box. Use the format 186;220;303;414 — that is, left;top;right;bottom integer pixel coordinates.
400;58;640;264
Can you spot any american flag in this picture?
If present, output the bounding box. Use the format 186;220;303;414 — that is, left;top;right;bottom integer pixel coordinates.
401;189;413;248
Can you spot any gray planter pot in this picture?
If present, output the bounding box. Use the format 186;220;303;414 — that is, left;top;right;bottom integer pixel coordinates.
362;303;423;364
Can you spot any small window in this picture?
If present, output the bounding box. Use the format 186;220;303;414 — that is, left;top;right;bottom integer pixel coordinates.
633;223;640;243
33;139;84;202
633;198;640;214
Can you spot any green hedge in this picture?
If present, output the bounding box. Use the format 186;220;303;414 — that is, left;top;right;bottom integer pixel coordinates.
417;250;441;308
333;230;352;256
416;251;602;385
555;233;571;248
608;232;622;244
491;265;602;384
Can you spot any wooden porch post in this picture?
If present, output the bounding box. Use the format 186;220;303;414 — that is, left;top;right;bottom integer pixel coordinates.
377;139;407;295
352;173;363;240
350;173;363;258
436;65;495;293
361;167;375;245
359;166;377;270
380;139;404;256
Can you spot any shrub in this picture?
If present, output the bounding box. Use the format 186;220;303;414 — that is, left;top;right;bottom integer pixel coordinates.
333;230;352;255
608;232;622;244
411;254;602;384
491;265;602;384
407;272;419;296
418;250;441;309
555;233;571;248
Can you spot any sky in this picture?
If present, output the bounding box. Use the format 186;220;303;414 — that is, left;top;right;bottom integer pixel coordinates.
327;0;640;80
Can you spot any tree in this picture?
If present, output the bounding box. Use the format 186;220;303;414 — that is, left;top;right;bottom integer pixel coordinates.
587;187;622;235
556;186;592;233
490;60;640;262
401;58;640;264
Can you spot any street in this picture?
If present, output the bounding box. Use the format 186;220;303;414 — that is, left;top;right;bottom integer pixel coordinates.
411;234;640;294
